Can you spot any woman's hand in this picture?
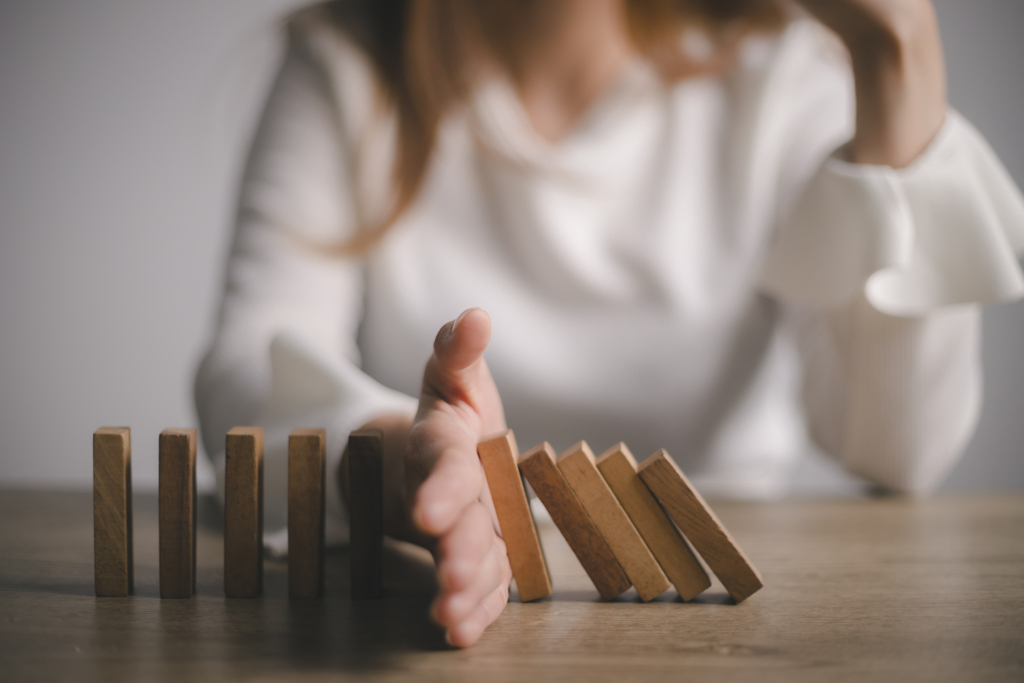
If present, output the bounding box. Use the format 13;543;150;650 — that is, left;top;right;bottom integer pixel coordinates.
342;309;509;646
407;308;511;647
796;0;947;168
347;309;511;647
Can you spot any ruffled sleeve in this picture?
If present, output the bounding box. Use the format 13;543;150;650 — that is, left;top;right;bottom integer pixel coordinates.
761;110;1024;315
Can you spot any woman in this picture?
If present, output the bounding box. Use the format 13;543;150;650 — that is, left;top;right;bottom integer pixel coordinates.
195;0;1024;647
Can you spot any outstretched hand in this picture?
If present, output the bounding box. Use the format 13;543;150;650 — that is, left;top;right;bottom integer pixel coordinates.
405;308;511;647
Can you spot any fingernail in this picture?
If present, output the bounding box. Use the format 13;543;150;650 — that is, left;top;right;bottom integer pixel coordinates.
444;630;454;647
453;308;473;330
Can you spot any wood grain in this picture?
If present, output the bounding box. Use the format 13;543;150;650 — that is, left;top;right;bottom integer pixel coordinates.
638;450;762;603
349;429;384;599
595;442;710;600
158;428;197;599
557;441;670;601
224;426;263;598
518;442;630;600
288;428;325;599
93;426;133;597
477;430;551;602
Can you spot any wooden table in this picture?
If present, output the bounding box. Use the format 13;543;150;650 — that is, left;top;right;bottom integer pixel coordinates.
2;489;1022;682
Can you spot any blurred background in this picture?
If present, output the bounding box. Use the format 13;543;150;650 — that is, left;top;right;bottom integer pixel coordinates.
1;0;1021;494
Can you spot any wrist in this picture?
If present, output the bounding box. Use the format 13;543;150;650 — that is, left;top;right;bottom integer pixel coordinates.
846;19;946;168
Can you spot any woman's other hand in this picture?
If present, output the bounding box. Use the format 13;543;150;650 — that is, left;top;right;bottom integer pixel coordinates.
796;0;947;167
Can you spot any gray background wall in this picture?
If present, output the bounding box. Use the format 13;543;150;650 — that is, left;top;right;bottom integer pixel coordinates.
0;0;1021;493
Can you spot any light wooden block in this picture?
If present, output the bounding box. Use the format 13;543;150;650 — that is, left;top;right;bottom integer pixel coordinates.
557;441;670;602
638;450;763;603
224;426;263;598
288;428;326;599
349;429;384;599
518;442;630;600
93;427;133;597
477;430;551;602
596;443;710;601
159;428;197;599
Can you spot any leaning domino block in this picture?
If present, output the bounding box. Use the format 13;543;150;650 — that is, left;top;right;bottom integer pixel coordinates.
477;430;551;602
519;442;630;601
638;450;762;603
94;427;133;597
558;441;670;602
224;426;264;598
159;428;197;599
289;428;326;599
349;429;384;599
596;443;710;601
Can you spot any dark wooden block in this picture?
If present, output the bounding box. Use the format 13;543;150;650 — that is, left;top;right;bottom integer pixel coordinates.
288;428;326;599
224;426;264;598
93;427;133;597
349;429;384;599
159;428;197;599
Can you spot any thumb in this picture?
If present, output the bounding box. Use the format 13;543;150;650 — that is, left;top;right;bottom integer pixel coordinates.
423;308;491;406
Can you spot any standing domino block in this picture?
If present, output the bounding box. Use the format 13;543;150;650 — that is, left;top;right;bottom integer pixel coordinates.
638;450;763;603
159;428;197;599
289;428;326;599
224;427;264;598
477;430;551;602
557;442;670;602
93;427;133;597
349;429;384;599
596;443;710;601
518;443;630;601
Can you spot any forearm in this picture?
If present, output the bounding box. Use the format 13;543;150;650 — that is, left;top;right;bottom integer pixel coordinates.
803;296;982;493
800;0;947;168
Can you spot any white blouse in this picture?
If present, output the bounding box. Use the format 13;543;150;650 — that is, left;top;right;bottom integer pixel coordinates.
195;9;1024;539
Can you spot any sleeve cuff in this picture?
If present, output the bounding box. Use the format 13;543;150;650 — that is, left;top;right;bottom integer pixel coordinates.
760;109;1024;315
253;331;417;541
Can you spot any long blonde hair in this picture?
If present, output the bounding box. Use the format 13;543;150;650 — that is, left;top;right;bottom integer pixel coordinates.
321;0;785;253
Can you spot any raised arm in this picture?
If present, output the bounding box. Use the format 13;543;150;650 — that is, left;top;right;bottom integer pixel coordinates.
761;6;1024;492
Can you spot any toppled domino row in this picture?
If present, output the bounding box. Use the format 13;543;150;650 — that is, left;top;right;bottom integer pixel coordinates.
478;431;763;603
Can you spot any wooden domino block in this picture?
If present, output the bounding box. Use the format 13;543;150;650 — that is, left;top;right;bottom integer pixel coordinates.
557;442;670;602
595;443;710;601
224;427;264;598
477;430;551;602
288;428;326;599
159;428;197;599
349;429;384;599
93;427;133;597
638;450;763;603
518;442;630;601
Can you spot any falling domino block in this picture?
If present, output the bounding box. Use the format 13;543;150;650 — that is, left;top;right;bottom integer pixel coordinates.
638;450;763;603
224;427;264;598
93;427;133;597
289;428;326;599
159;428;197;599
349;429;384;599
477;430;551;602
557;442;671;602
595;443;710;601
519;443;630;601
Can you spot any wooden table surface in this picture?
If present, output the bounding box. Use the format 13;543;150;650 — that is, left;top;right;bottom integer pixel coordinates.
2;489;1022;682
